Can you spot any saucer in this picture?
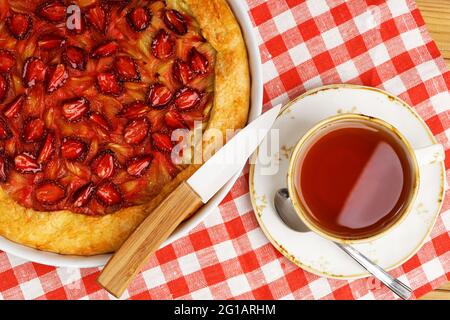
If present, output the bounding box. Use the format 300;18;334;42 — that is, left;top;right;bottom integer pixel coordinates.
249;84;445;279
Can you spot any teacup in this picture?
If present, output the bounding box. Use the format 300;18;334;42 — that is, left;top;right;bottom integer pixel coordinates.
287;114;444;244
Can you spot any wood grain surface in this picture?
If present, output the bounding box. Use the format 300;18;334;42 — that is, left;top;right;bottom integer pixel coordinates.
415;0;450;300
97;182;203;298
416;0;450;68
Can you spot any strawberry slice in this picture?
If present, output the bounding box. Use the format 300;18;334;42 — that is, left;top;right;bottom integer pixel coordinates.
163;9;187;35
36;1;66;23
127;7;151;32
46;64;68;93
153;151;178;177
172;59;193;85
63;46;87;71
180;109;204;129
151;29;175;60
37;133;54;164
126;155;152;177
0;154;9;182
96;181;122;206
35;181;66;205
61;137;88;161
91;150;116;179
152;133;173;152
174;87;200;111
72;182;95;207
23;57;47;88
189;47;209;75
0;50;16;73
0;74;8;103
15;153;42;173
37;34;66;50
89;112;111;131
85;4;108;34
3;94;25;118
91;41;119;59
118;101;148;119
114;56;140;82
147;83;173;109
62;97;90;122
23;117;45;143
6;12;32;40
96;72;123;96
124;117;149;145
0;119;12;140
164;110;186;129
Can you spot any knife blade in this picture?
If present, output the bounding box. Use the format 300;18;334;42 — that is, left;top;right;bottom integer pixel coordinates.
97;104;281;298
188;103;282;203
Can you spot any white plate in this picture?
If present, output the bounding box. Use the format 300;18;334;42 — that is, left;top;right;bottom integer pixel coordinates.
250;84;445;279
0;0;263;268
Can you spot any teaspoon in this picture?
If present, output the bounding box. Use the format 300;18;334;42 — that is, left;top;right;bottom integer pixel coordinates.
274;188;412;300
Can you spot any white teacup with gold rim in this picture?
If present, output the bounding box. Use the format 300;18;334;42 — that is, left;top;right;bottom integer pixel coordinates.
287;114;444;244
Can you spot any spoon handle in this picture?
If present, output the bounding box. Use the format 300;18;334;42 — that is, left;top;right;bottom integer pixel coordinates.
335;243;412;300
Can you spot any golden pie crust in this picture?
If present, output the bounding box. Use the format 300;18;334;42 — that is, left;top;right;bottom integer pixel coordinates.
0;0;250;255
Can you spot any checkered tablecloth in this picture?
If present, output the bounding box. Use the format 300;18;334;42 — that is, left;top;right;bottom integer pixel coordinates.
0;0;449;300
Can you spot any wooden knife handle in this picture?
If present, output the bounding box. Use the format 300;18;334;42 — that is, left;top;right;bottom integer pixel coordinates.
97;181;203;298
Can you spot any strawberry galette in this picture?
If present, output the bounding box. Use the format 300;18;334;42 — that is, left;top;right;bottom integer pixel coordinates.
0;0;249;255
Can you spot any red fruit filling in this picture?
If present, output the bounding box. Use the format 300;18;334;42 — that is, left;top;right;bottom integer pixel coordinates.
23;57;47;88
114;56;140;82
36;1;66;23
0;1;215;215
152;132;173;152
3;94;25;118
165;110;186;129
35;181;66;205
89;112;111;131
163;9;188;35
151;29;175;60
85;4;108;34
38;34;66;50
91;150;116;179
6;12;32;40
63;46;87;71
96;181;122;207
72;182;95;208
62;97;90;122
0;74;8;103
23;117;45;143
189;47;209;75
118;101;148;119
174;87;201;111
0;155;9;182
15;153;41;174
127;7;152;32
0;120;12;140
127;155;152;177
91;41;119;59
96;72;123;96
61;138;88;161
147;83;173;109
46;64;68;93
37;133;54;164
0;50;16;73
173;59;194;85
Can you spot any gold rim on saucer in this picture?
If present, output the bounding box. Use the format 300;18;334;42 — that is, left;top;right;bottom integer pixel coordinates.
249;84;445;279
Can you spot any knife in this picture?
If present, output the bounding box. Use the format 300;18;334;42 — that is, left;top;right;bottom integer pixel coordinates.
97;104;282;298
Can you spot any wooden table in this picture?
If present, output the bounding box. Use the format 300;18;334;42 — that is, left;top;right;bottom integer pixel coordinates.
416;0;450;300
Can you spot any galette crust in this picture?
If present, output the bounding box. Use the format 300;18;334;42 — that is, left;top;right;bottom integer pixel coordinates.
0;0;250;255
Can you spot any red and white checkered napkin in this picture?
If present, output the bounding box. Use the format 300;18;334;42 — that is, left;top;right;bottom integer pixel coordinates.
0;0;449;300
